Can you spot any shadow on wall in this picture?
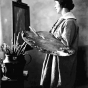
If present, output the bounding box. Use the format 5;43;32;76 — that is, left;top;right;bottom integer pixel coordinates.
75;45;88;86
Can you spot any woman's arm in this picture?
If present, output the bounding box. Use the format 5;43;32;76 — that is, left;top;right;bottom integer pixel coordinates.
53;19;76;56
61;19;76;47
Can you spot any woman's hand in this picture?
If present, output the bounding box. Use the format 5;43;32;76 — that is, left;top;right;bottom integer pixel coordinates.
52;49;75;56
56;50;71;56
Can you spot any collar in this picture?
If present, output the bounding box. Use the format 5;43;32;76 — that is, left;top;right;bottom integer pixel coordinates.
60;12;76;20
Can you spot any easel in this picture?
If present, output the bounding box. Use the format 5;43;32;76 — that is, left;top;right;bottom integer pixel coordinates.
1;0;30;88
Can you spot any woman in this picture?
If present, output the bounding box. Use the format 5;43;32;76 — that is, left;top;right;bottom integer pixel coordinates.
39;0;79;88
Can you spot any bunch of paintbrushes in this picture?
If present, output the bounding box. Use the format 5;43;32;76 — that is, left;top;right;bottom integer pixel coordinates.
1;32;27;56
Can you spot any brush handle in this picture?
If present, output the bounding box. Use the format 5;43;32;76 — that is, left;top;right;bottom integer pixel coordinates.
29;26;38;36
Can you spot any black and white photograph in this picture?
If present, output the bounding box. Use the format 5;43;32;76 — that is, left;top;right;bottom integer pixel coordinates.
0;0;88;88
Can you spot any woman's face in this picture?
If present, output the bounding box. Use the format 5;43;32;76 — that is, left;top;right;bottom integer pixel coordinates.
54;1;62;14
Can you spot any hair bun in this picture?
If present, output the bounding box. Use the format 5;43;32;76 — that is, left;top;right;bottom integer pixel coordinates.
65;2;75;10
69;3;75;10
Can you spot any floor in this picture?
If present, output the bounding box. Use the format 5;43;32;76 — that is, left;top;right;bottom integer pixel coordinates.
24;79;88;88
0;78;88;88
0;83;88;88
24;85;88;88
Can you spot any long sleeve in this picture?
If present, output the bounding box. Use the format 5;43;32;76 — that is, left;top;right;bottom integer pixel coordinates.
61;19;76;47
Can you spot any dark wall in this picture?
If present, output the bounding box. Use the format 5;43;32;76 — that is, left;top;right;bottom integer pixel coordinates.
75;46;88;86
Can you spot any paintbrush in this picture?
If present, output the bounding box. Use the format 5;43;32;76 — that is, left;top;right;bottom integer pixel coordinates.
29;26;38;36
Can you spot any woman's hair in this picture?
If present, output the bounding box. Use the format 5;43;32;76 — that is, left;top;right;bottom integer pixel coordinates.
54;0;75;11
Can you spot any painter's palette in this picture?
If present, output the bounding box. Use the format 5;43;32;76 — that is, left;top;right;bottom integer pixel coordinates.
22;31;70;53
